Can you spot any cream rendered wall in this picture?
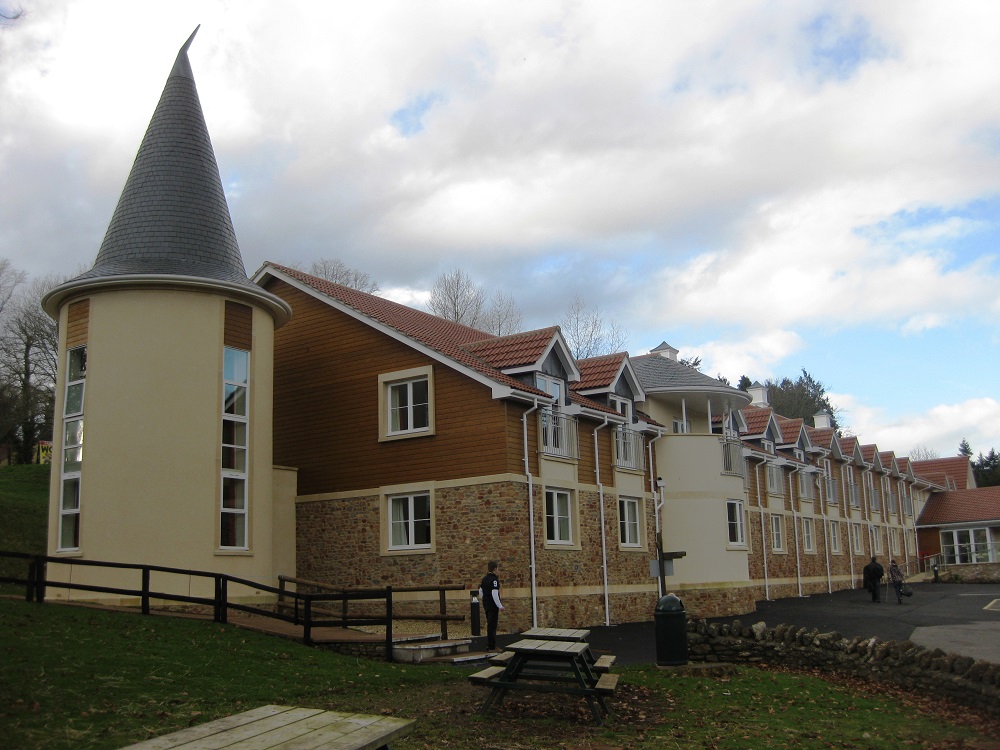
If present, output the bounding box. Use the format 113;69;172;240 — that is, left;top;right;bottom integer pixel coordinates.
46;288;284;602
656;433;751;586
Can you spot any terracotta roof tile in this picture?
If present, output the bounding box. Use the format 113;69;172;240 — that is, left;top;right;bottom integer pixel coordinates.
917;487;1000;526
807;426;838;451
741;405;772;435
911;457;973;490
574;353;628;391
463;327;559;369
775;416;803;444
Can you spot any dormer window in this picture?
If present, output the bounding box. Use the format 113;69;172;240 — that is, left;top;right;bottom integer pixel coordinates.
761;439;774;453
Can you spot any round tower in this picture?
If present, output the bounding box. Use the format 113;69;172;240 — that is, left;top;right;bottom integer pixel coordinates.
41;29;293;602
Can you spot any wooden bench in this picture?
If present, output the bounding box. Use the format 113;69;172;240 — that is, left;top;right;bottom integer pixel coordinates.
489;650;515;665
468;666;506;685
118;704;414;750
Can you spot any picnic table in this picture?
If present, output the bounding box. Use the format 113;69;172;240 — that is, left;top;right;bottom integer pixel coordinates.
118;704;415;750
520;626;590;642
470;638;618;725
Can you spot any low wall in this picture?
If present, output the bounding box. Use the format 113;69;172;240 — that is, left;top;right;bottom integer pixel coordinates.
937;562;1000;584
685;618;1000;717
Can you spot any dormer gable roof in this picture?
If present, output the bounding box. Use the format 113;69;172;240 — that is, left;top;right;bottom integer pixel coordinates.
573;353;646;402
879;451;900;478
861;445;883;472
464;327;581;383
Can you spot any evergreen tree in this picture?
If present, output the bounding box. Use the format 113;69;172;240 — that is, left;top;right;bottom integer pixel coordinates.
764;368;841;430
958;438;973;457
972;449;1000;487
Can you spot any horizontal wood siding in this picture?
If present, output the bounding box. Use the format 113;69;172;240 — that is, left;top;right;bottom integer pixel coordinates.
224;301;253;350
266;279;523;495
65;299;89;348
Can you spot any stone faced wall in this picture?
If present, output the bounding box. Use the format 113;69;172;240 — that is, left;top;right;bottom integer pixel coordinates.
686;618;1000;718
937;562;1000;584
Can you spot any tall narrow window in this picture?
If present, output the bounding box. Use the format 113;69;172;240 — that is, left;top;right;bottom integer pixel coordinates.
221;347;249;549
802;517;815;552
727;500;746;546
851;522;863;554
770;515;784;551
830;520;841;553
389;492;432;549
545;488;573;545
619;497;641;547
58;346;87;551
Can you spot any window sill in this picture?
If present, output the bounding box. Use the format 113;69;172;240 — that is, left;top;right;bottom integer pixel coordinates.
383;546;435;557
379;429;435;443
543;541;581;551
216;549;253;556
726;543;748;552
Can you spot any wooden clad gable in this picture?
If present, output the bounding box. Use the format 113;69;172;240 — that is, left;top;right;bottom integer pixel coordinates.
265;278;527;495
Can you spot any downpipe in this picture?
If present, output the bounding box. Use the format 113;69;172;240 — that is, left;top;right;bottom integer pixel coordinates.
594;417;611;626
522;398;541;628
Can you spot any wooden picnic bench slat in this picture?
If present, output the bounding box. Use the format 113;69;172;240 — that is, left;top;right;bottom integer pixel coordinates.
488;650;514;664
117;706;415;750
593;654;616;673
468;666;506;685
595;673;619;695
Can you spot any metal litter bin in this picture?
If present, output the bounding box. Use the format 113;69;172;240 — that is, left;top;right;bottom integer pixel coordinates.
654;593;688;666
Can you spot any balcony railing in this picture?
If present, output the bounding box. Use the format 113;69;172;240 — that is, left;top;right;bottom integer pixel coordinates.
798;473;815;500
848;483;860;508
540;409;578;459
870;491;881;513
721;439;744;477
902;493;913;516
824;477;838;504
614;426;645;471
886;491;898;514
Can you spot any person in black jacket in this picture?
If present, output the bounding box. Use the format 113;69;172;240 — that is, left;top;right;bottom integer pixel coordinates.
862;556;884;602
478;560;504;651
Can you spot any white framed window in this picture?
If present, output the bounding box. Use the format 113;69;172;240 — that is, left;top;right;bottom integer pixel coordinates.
672;418;690;434
767;464;784;495
803;517;815;552
830;520;841;554
614;426;644;471
379;366;434;441
58;346;87;551
823;459;838;504
618;496;642;548
609;395;632;421
891;528;901;554
536;375;577;458
770;515;784;551
873;526;883;554
221;347;249;549
761;439;774;453
851;522;863;554
727;499;746;547
388;492;432;550
545;488;574;545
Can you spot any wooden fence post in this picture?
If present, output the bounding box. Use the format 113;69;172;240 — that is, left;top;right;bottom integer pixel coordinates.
25;558;36;603
141;567;151;615
303;597;313;647
385;586;393;662
34;556;46;603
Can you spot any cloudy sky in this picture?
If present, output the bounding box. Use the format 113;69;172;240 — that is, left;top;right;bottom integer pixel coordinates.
2;0;998;460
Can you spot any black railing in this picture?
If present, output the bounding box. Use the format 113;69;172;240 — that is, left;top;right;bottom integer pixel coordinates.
0;552;464;661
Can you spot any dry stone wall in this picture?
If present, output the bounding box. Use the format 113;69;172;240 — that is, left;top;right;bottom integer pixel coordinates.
685;618;1000;717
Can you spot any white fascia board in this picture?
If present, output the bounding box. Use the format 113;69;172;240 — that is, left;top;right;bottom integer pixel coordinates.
255;266;547;404
562;403;627;423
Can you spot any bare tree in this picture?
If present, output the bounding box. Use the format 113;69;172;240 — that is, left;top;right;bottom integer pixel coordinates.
309;258;380;294
0;259;26;319
428;269;487;328
481;289;523;336
0;275;61;463
560;295;627;359
908;444;940;461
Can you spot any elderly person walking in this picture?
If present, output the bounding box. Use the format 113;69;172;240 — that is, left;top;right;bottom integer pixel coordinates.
888;559;906;604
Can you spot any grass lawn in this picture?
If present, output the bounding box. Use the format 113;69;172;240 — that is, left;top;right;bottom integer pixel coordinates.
2;598;998;750
0;464;49;597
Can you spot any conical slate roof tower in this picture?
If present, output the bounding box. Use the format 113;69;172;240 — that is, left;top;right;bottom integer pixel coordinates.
44;27;287;320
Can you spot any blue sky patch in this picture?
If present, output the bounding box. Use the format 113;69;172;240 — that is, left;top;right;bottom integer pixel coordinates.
802;13;885;82
390;92;445;137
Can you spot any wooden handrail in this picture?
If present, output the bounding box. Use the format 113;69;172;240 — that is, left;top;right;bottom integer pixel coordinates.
1;551;466;661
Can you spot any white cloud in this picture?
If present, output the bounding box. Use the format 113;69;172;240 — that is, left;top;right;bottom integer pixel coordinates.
832;393;1000;458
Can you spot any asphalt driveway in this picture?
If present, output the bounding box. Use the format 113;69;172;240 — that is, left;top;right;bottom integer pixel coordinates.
490;582;1000;666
